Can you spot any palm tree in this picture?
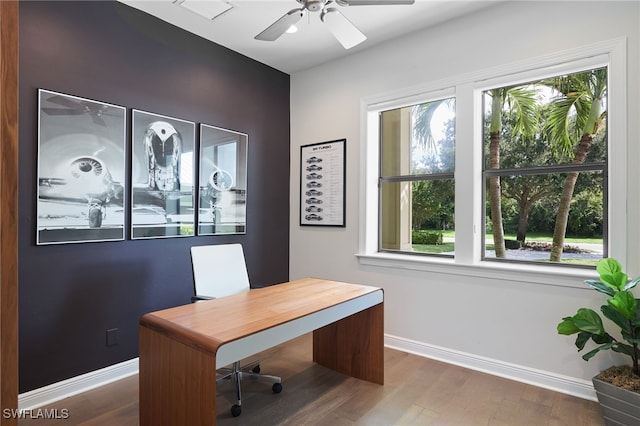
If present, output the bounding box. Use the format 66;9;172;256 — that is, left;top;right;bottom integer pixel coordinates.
485;87;538;257
411;100;455;234
412;99;455;156
545;68;607;262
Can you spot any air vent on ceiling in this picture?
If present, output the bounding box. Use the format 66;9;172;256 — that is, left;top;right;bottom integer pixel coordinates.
174;0;236;20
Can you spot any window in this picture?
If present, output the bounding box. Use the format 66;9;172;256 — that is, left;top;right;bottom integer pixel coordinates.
379;98;455;256
482;68;607;266
360;39;626;280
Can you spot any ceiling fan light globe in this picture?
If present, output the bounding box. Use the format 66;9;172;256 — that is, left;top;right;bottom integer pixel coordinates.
255;8;306;41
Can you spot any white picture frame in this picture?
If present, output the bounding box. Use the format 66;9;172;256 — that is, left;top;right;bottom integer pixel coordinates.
197;124;247;235
131;109;195;239
36;89;126;244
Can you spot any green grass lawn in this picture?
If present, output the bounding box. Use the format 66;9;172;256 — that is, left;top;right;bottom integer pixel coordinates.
412;229;602;266
421;229;603;245
413;243;455;254
503;232;602;245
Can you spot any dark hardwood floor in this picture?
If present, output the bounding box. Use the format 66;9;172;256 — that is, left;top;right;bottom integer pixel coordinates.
18;333;603;425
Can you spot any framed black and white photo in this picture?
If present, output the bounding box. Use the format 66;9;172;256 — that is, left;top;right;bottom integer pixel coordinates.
300;139;346;227
37;89;126;245
197;124;247;235
131;110;195;239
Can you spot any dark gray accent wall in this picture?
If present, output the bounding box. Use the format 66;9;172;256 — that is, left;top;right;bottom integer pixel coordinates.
18;1;290;393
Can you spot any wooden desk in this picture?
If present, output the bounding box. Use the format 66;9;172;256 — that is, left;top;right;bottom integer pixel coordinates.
139;278;384;425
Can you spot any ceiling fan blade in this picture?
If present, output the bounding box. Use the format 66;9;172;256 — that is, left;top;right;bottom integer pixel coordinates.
42;108;86;116
46;95;84;109
338;0;415;5
321;8;366;49
255;8;305;41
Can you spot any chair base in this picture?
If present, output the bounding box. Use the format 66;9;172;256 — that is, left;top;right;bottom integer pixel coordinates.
217;360;282;417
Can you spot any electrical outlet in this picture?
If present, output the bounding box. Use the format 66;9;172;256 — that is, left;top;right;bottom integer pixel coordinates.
106;328;119;347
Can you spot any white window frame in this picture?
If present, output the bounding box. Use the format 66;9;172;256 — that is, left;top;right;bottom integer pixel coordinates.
357;38;627;289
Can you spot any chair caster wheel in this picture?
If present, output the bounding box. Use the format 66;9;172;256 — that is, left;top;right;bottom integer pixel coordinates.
272;382;283;394
252;365;261;373
231;404;242;417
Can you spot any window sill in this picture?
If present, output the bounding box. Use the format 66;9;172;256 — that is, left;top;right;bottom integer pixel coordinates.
355;252;598;289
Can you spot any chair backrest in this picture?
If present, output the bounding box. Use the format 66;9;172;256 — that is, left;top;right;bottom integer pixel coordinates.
190;243;250;299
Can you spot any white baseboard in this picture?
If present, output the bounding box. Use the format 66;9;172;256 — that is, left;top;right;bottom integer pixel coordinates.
18;358;139;411
384;334;597;401
17;336;596;411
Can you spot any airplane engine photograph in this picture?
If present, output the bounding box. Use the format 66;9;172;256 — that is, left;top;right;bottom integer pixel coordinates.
131;110;195;239
36;89;126;245
197;124;247;235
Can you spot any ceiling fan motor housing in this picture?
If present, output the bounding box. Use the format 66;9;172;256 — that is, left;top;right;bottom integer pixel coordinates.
298;0;327;12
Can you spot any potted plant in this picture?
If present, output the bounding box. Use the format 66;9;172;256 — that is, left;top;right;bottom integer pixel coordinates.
557;258;640;424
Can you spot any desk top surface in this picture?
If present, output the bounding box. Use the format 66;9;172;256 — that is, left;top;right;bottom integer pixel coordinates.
140;277;382;353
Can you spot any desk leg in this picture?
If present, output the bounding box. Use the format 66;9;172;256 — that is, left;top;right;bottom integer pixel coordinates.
312;302;384;385
139;325;217;426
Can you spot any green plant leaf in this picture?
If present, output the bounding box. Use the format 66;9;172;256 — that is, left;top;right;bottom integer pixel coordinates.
625;277;640;291
557;317;580;335
574;331;591;350
563;258;640;366
581;342;613;361
572;308;606;335
621;332;640;344
625;337;640;345
608;291;637;320
591;333;613;344
634;303;640;326
602;304;633;335
599;272;628;291
610;272;629;290
611;343;635;357
597;258;622;276
597;259;628;290
585;279;616;297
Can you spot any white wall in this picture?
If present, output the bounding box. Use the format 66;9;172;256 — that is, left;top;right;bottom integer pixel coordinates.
290;1;640;399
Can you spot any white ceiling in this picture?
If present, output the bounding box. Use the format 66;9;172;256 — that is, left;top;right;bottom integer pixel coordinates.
119;0;498;74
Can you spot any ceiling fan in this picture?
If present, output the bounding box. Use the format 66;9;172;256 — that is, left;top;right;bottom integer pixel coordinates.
42;95;119;126
255;0;415;49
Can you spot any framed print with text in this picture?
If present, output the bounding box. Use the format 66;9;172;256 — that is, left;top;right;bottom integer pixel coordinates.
37;89;126;245
197;124;247;235
300;139;345;227
131;110;195;239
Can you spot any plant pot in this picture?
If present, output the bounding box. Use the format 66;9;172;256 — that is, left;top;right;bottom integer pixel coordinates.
592;376;640;425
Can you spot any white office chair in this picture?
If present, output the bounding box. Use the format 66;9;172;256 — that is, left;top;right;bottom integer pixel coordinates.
190;243;282;417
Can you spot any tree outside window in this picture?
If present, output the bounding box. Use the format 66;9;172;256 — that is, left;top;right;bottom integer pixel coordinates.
482;67;607;266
